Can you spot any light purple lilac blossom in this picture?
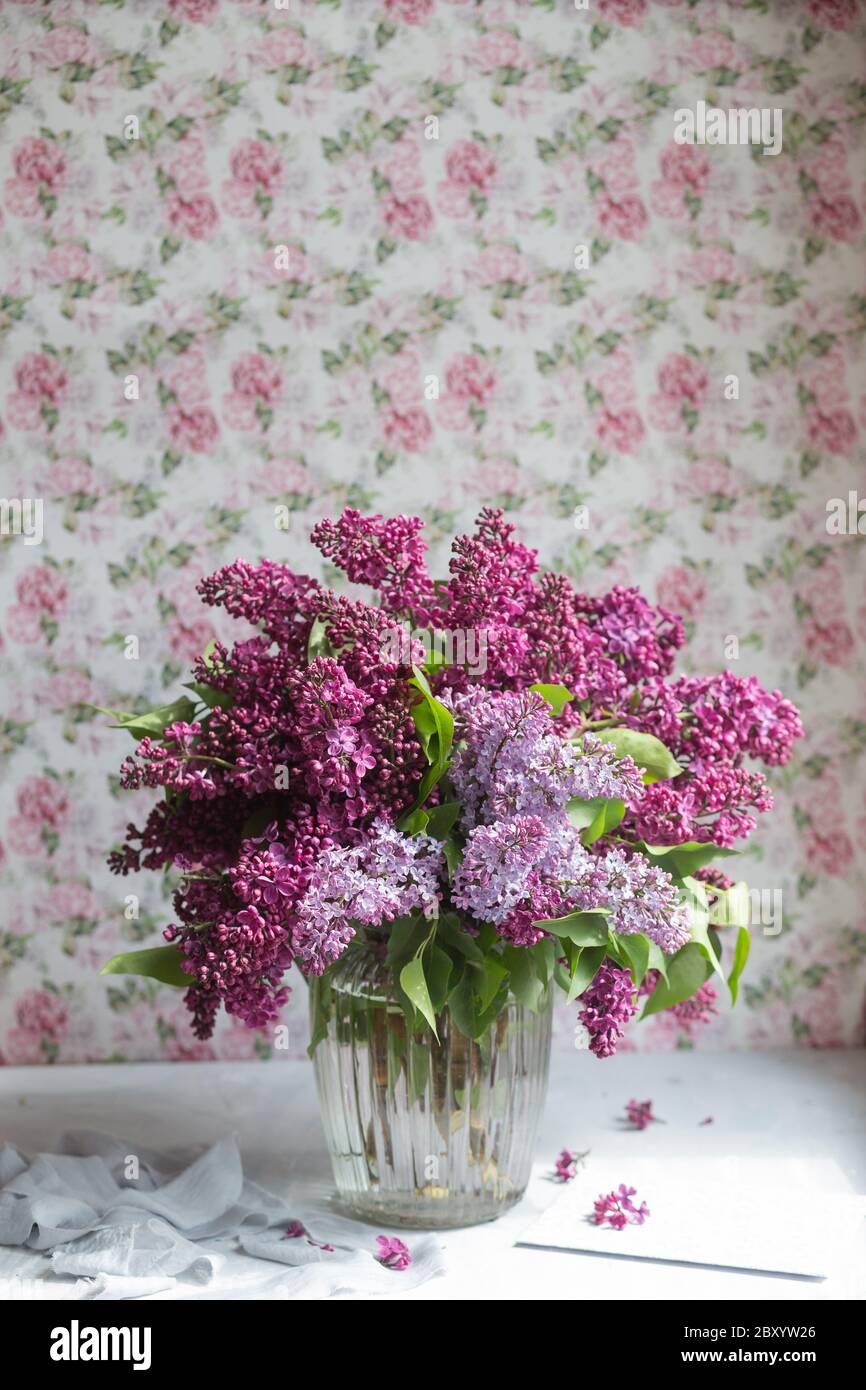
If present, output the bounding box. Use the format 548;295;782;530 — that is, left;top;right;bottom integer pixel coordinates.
448;689;689;955
447;690;644;827
453;817;689;955
292;819;443;974
600;849;691;953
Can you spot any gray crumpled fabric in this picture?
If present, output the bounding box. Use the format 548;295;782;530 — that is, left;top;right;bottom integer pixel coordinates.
0;1131;445;1299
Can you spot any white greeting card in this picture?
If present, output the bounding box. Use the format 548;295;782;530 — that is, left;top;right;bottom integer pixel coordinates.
517;1156;866;1279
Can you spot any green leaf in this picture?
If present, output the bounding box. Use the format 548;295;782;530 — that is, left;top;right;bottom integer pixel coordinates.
100;945;189;988
567;796;610;830
532;909;608;946
596;727;683;782
93;696;198;741
437;914;484;962
410;694;439;756
565;944;606;1003
727;925;751;1004
615;933;650;986
474;984;511;1038
400;808;430;836
568;795;625;844
646;940;669;983
240;805;279;841
423;801;461;839
422;643;449;673
200;638;218;670
477;957;508;1013
708;880;750;929
641;841;738;878
307;975;333;1056
680;876;725;983
306;616;336;663
399;954;439;1038
641;943;712;1017
399;664;453;818
504;945;545;1011
529;682;574;716
533;935;557;986
448;974;477;1039
385;914;429;970
425;944;453;1013
182;681;233;711
442;838;462;881
447;968;510;1041
407;1040;430;1107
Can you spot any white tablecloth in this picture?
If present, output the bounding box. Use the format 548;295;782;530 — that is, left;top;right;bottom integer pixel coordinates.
1;1048;864;1300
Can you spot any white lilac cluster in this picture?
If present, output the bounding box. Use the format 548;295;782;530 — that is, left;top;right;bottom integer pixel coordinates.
292;819;443;974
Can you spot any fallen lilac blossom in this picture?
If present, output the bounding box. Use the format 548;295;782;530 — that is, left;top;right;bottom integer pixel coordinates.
375;1235;412;1270
592;1184;650;1230
553;1148;589;1181
284;1220;334;1252
625;1098;661;1131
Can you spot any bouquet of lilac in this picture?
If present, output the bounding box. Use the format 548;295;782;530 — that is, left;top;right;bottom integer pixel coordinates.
101;509;803;1059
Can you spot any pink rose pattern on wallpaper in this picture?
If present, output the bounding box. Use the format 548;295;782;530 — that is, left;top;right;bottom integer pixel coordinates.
0;0;865;1063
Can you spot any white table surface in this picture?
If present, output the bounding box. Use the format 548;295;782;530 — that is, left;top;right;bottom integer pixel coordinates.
1;1048;864;1301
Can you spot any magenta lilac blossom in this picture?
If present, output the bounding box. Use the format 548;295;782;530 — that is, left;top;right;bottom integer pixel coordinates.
554;1149;588;1182
625;1099;659;1131
375;1235;412;1270
593;1185;650;1230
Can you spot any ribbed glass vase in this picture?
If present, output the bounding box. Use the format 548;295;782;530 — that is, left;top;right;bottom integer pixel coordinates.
310;934;552;1229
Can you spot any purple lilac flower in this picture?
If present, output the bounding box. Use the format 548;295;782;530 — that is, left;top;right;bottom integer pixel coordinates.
448;691;642;829
571;732;645;803
454;817;689;956
166;903;294;1037
625;1099;659;1131
554;1149;588;1182
375;1235;412;1270
284;1221;334;1252
311;510;436;623
575;962;639;1059
631;672;803;770
592;1184;650;1230
107;507;803;1044
292;820;443;974
600;849;691;954
669;980;719;1033
451;815;551;925
630;766;774;849
231;823;311;911
585;585;684;683
640;973;719;1038
449;689;689;954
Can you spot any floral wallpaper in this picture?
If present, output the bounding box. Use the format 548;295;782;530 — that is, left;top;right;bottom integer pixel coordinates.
1;0;865;1065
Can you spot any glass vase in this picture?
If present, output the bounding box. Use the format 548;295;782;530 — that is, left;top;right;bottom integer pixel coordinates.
310;934;552;1229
